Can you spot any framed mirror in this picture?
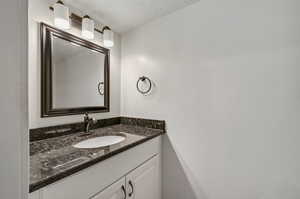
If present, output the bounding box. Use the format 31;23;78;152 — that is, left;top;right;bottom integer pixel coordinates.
40;23;110;117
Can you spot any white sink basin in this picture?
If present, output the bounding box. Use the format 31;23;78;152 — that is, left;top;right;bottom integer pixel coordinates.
73;135;125;149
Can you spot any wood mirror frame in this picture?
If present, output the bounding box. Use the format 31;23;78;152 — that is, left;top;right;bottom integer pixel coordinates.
40;23;110;117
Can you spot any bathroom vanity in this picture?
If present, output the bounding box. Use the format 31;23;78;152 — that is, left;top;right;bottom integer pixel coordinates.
29;22;165;199
29;117;165;199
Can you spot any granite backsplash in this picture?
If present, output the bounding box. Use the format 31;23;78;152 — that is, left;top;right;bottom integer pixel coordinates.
30;117;165;142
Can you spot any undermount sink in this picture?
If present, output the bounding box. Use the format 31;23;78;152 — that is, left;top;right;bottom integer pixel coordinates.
73;135;126;149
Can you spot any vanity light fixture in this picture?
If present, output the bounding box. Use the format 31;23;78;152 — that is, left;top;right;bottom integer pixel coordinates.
53;0;70;30
49;5;114;48
103;27;114;48
82;15;94;39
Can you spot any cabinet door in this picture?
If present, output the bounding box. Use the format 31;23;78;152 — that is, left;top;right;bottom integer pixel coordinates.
91;177;126;199
29;191;40;199
126;155;161;199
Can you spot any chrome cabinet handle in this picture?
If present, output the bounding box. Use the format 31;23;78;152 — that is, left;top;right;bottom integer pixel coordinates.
128;181;134;197
122;185;126;199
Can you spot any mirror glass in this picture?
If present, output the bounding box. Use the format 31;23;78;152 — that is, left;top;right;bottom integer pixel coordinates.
52;36;105;108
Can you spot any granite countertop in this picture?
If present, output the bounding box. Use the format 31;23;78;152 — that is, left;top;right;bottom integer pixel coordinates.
30;123;164;193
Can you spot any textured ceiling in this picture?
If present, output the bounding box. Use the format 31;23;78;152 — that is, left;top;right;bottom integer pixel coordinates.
58;0;200;34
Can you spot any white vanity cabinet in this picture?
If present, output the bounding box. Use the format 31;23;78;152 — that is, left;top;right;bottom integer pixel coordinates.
29;136;162;199
29;191;39;199
92;155;160;199
126;156;160;199
91;177;126;199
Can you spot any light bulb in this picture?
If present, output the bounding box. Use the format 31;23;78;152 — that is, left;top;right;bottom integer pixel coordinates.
82;15;94;39
53;1;70;30
103;28;114;47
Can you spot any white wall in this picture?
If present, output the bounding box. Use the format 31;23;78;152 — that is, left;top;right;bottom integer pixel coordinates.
121;0;300;199
28;0;121;128
0;0;28;199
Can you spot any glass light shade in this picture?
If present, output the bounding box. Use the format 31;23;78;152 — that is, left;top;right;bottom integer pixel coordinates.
82;16;94;39
53;2;70;30
103;29;114;47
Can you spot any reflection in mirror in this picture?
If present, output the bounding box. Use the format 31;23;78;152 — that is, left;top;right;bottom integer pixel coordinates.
41;23;109;117
52;36;105;108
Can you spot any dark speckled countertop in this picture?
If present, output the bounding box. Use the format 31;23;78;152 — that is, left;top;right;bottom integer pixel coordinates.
30;122;164;193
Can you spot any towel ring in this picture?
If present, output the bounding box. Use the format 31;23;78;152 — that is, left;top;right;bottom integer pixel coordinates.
98;82;104;95
136;76;152;95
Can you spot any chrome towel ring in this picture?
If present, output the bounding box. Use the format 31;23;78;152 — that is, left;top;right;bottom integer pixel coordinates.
98;82;104;95
136;76;152;95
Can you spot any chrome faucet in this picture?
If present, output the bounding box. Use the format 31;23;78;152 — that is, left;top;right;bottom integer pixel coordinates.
83;113;96;133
